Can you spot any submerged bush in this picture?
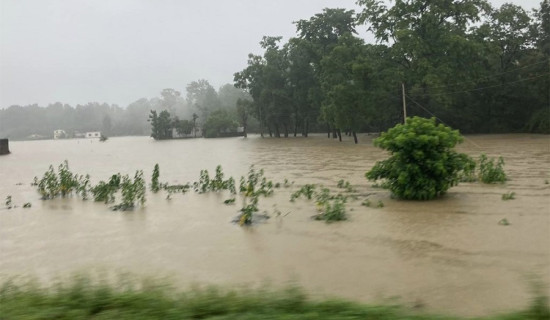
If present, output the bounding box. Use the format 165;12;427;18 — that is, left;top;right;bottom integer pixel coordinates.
315;199;347;222
478;154;507;183
35;161;89;200
366;117;471;200
151;163;160;193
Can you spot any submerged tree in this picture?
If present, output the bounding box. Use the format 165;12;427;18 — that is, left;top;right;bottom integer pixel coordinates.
148;110;173;140
366;117;472;200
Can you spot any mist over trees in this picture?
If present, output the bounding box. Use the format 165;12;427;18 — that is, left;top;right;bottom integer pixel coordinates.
0;81;253;140
234;0;549;141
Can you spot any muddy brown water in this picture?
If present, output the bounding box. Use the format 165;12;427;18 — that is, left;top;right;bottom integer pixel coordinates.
0;134;549;316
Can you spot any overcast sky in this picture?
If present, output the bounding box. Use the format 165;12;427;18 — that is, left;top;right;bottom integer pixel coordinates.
0;0;542;108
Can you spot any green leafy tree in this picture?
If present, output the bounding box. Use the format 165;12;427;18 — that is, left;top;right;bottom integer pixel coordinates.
366;117;471;200
148;110;173;140
203;109;238;138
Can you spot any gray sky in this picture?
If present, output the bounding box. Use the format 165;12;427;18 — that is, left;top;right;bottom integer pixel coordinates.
0;0;542;108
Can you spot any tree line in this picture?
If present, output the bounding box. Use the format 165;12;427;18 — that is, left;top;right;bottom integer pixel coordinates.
2;1;548;142
234;0;549;142
0;81;253;140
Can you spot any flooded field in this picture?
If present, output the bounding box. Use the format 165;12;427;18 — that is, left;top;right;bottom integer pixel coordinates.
0;134;549;316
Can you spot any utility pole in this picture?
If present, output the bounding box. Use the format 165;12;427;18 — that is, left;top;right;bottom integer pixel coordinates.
402;83;407;123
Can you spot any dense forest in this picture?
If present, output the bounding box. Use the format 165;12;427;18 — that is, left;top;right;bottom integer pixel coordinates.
1;0;548;141
234;0;549;142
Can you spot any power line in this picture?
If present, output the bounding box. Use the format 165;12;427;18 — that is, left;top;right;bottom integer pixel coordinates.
411;72;550;97
405;94;483;149
424;60;549;90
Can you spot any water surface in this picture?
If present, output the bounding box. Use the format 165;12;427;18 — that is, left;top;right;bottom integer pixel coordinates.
0;134;549;316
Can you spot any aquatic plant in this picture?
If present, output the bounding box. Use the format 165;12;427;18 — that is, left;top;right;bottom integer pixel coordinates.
22;202;31;208
361;199;371;207
376;200;384;208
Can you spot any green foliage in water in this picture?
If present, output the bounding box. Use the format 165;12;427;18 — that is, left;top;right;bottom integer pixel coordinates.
502;192;516;201
91;174;121;204
194;166;237;194
235;166;275;225
4;195;12;209
151;164;160;193
366;117;471;200
290;184;316;201
112;171;146;211
223;198;235;204
337;179;355;192
478;154;507;184
315;198;347;222
36;161;90;200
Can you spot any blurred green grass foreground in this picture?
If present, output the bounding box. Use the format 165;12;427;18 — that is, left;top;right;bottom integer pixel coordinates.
1;274;548;320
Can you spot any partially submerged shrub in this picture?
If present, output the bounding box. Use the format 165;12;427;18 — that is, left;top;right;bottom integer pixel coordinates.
194;165;236;194
151;164;160;193
112;171;146;211
479;154;507;183
502;192;516;200
4;195;12;209
315;199;346;222
366;117;471;200
91;174;121;204
290;184;316;201
36;161;89;200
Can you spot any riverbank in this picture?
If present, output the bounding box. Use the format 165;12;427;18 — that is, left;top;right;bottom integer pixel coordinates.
1;274;548;320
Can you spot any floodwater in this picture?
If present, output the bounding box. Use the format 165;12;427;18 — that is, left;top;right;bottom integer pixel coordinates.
0;134;549;316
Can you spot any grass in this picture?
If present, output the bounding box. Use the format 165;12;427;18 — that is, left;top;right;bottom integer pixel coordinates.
1;275;548;320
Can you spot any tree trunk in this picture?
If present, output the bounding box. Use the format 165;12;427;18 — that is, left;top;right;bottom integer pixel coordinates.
304;118;309;137
274;124;280;138
337;129;342;142
327;124;331;138
284;123;289;138
294;121;298;137
352;131;358;144
243;125;247;138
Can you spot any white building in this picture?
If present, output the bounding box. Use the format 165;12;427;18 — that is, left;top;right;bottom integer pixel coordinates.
86;132;101;138
53;129;66;139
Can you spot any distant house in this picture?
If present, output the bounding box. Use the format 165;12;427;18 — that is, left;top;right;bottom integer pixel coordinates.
54;129;66;139
74;131;85;138
86;132;101;138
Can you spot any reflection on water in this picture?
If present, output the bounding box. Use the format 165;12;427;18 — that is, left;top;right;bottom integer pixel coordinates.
0;134;549;316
